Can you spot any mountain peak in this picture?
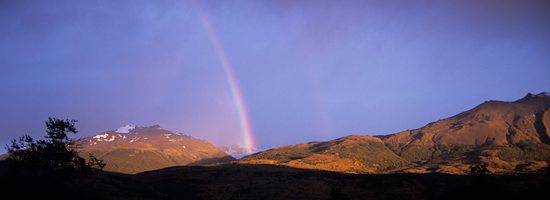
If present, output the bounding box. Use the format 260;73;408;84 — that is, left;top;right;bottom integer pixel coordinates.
522;92;550;100
78;126;234;174
114;125;164;134
116;125;136;133
537;92;549;97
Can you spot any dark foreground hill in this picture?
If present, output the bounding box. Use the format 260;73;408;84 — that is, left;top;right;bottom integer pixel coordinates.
0;163;548;200
241;93;550;174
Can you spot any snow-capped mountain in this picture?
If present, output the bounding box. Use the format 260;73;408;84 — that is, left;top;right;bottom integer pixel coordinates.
222;144;269;159
77;125;234;174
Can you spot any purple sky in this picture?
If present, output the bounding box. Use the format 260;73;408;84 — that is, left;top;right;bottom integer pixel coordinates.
1;0;549;151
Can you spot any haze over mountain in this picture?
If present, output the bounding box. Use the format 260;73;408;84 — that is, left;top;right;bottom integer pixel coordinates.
76;125;233;174
241;92;550;174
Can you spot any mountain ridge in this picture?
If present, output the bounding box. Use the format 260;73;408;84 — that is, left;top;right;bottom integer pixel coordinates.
241;93;550;174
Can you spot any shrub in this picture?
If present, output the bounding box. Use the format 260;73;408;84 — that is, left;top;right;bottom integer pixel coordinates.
6;117;105;175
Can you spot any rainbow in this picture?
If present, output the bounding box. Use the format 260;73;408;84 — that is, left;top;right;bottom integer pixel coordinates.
191;0;256;152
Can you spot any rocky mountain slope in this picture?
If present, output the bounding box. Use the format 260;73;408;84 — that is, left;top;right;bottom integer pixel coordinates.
76;125;234;174
241;92;550;174
240;135;412;173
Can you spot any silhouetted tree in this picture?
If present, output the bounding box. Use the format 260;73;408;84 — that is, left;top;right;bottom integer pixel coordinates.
469;163;489;175
6;117;105;175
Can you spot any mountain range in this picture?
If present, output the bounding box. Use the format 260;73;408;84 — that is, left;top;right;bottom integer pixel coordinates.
240;92;550;174
8;92;548;174
2;92;550;200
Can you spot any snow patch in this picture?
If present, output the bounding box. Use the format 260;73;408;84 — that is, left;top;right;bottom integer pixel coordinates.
105;135;116;142
169;139;176;142
93;133;109;139
129;137;139;143
116;125;135;133
164;134;172;139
